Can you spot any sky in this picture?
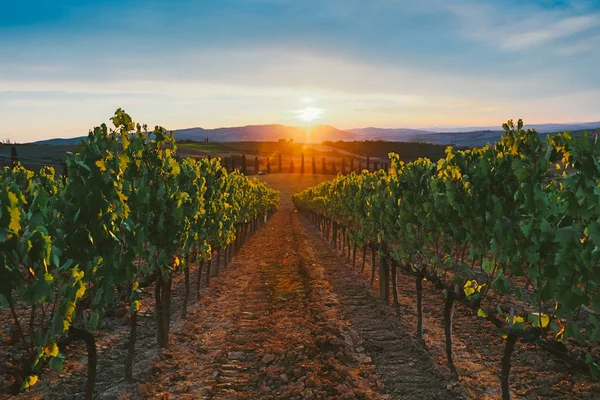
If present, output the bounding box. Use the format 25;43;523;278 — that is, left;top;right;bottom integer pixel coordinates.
1;0;599;142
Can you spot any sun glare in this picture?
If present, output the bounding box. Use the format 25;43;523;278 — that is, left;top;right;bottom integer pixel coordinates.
298;107;322;122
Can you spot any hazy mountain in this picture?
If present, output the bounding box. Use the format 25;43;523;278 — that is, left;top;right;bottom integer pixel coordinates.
347;122;600;147
34;137;87;146
34;124;354;145
175;124;354;142
346;127;435;141
424;122;600;134
32;121;600;147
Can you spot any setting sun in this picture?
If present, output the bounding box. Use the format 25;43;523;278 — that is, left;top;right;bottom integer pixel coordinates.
298;107;322;122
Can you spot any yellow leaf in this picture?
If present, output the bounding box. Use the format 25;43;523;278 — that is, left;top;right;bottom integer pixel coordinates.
132;300;141;312
7;192;22;234
72;267;84;281
65;302;75;319
95;159;107;172
22;375;38;390
477;308;488;318
75;282;86;301
463;280;477;297
132;281;139;291
530;312;550;328
505;315;524;325
44;342;59;357
119;153;129;171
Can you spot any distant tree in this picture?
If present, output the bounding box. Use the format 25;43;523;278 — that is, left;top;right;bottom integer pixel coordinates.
384;162;388;171
301;153;305;174
341;158;346;175
322;158;326;174
350;158;355;172
290;160;294;174
374;162;378;171
358;159;362;171
278;153;282;173
241;154;247;175
331;160;336;175
366;156;370;171
254;156;259;174
11;146;18;168
312;157;316;175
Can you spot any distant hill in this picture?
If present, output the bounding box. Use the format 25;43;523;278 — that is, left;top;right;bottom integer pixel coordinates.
347;122;600;147
175;124;354;142
423;122;600;134
34;137;86;146
34;124;355;145
32;121;600;147
345;127;436;142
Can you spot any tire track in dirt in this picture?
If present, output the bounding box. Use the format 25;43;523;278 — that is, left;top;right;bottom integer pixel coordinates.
297;214;463;400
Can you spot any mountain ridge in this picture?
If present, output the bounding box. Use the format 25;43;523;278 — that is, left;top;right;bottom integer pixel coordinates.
30;121;600;147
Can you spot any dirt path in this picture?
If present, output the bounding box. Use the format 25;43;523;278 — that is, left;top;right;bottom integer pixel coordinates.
142;209;459;399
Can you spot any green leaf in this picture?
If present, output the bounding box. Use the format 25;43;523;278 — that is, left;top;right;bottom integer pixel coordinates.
49;355;64;371
520;219;533;239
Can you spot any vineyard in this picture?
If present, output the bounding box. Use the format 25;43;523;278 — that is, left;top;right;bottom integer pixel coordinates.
2;113;600;399
0;110;278;398
293;120;600;399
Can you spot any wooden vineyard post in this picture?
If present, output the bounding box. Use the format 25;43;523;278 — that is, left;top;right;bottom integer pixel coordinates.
443;288;458;377
378;243;389;302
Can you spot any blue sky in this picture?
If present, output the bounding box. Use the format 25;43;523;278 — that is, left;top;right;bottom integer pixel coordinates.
1;0;599;142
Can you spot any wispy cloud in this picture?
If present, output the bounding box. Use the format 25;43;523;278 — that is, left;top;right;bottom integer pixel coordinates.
441;1;600;51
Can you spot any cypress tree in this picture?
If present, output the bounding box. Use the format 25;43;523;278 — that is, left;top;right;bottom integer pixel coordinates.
266;157;271;174
241;155;247;175
301;153;305;174
278;153;282;173
312;157;316;174
11;146;18;168
254;156;259;174
322;158;326;174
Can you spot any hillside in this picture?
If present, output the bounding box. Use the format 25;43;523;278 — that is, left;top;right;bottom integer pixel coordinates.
33;121;600;147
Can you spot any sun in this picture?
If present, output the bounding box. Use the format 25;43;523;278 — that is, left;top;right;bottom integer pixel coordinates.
298;107;322;122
